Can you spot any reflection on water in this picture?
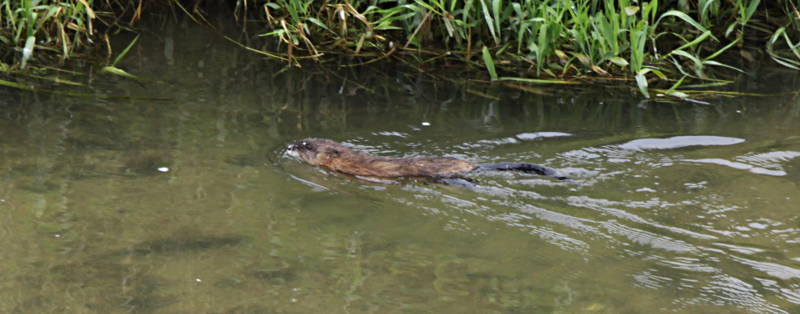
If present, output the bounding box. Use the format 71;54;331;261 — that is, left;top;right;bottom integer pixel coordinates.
1;18;800;314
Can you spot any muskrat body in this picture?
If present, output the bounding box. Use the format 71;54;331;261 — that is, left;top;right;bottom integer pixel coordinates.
286;138;568;181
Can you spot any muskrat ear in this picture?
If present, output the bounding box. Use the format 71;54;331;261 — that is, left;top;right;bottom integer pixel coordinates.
330;149;341;157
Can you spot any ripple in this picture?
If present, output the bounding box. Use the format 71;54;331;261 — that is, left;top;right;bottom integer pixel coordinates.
476;137;520;145
618;136;745;151
737;151;800;166
730;255;800;280
515;131;572;140
658;257;718;273
684;158;787;176
567;196;718;241
633;270;673;289
372;131;409;138
712;243;766;255
602;221;696;253
512;223;590;253
513;202;605;236
781;288;800;305
702;274;787;314
287;174;328;191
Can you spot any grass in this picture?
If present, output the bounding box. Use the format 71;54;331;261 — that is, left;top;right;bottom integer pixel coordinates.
241;0;800;97
0;0;102;68
1;0;799;98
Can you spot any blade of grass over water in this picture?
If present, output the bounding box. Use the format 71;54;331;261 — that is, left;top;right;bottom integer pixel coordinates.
482;46;497;81
100;66;140;81
0;77;171;100
496;76;579;85
111;34;140;67
768;27;800;70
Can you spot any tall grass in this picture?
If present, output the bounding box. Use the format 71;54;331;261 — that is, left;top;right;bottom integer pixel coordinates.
246;0;800;97
0;0;103;69
1;0;799;98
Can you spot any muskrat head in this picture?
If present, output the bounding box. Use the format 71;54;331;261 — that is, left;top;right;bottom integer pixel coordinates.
286;138;343;166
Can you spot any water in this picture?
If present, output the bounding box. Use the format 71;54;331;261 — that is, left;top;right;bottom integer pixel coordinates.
1;20;799;313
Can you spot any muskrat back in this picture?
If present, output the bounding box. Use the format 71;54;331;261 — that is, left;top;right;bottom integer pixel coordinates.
286;138;475;178
286;138;568;181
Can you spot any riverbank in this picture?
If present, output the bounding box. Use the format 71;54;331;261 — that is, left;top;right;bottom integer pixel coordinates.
1;1;799;98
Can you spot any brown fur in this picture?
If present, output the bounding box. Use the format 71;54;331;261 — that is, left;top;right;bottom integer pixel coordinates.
286;138;476;178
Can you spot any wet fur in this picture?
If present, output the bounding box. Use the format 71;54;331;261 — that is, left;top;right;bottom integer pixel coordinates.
286;138;568;181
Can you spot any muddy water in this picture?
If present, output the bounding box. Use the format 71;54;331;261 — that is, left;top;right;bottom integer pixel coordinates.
1;20;799;313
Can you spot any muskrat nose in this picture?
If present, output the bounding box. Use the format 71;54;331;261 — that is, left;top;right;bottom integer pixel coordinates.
287;144;295;151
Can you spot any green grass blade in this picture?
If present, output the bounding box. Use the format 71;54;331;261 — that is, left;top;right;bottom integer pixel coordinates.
635;74;649;98
665;31;713;57
497;76;579;84
704;38;741;61
111;34;140;67
492;0;501;42
742;0;761;24
101;66;140;81
658;10;717;41
479;0;498;44
20;35;35;69
0;78;33;90
702;60;744;73
482;46;498;81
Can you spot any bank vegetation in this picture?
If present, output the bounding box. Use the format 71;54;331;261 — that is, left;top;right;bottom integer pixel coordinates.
1;0;799;97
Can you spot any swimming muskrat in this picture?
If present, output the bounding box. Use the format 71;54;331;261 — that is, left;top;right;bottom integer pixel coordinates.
286;138;569;182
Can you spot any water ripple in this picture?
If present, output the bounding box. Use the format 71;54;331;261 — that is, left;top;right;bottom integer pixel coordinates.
730;255;800;281
737;151;800;166
602;221;696;253
567;196;718;241
684;158;788;176
633;270;673;289
658;257;718;273
618;136;745;151
712;242;767;255
515;131;573;140
701;274;788;314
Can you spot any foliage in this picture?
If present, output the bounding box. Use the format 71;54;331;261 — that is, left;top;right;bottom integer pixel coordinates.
0;0;100;68
0;0;153;70
1;0;799;98
243;0;800;97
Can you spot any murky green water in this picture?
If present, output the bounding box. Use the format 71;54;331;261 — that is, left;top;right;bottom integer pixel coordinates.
2;21;799;314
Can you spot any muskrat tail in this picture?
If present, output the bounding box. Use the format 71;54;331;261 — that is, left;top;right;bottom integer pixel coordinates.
477;162;570;181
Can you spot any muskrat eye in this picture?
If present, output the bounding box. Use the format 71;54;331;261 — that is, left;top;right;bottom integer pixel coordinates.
301;141;314;150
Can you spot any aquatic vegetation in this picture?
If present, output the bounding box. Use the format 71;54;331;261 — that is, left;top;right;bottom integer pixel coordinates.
239;0;800;97
0;0;101;68
1;0;799;97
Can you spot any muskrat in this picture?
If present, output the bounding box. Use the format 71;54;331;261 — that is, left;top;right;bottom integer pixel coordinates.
286;138;569;182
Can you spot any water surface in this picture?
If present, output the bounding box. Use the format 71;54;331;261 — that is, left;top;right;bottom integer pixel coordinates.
1;20;799;313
